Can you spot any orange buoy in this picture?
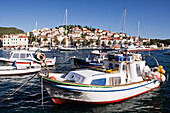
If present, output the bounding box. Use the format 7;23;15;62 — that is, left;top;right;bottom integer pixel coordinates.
50;76;56;80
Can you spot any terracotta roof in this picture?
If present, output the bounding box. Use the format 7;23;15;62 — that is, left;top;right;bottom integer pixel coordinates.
18;36;28;38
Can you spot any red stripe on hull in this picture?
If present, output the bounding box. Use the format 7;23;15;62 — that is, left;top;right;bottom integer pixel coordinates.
9;61;51;64
51;85;160;104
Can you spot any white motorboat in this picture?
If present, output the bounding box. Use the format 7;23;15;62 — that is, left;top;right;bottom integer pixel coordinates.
58;45;76;51
0;50;56;67
0;63;41;76
38;51;167;104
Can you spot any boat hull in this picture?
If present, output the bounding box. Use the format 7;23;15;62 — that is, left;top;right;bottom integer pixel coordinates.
71;57;103;68
0;67;41;76
0;59;55;67
42;77;160;104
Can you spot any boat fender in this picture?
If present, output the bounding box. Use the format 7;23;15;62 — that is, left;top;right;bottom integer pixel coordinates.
50;76;56;80
161;75;166;82
154;71;161;80
158;65;166;75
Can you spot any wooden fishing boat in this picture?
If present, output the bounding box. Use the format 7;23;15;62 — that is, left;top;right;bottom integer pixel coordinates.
38;51;167;104
0;50;56;67
71;50;108;68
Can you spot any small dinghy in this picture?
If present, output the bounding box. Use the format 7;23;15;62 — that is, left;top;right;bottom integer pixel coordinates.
38;50;168;104
0;61;41;76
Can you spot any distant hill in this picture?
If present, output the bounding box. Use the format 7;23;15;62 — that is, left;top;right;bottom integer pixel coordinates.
0;27;25;37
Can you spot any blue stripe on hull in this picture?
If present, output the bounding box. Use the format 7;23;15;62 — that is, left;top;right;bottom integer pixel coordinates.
49;80;158;92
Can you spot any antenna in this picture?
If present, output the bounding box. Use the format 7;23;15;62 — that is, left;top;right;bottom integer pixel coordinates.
138;21;140;37
65;8;68;47
35;21;38;43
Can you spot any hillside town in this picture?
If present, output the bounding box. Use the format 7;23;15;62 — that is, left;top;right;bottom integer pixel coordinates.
0;25;165;50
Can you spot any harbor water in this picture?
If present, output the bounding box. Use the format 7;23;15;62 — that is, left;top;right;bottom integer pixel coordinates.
0;49;169;112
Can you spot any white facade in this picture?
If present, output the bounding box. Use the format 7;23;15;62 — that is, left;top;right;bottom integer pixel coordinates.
3;34;28;47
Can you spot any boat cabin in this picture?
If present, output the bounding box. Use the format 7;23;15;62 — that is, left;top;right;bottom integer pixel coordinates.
87;50;107;62
60;52;147;86
10;50;35;60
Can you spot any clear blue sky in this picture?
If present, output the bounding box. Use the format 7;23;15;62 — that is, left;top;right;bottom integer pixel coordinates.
0;0;170;39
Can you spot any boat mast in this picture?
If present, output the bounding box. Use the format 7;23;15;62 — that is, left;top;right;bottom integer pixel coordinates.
35;21;37;44
122;8;126;33
138;20;140;38
65;8;68;47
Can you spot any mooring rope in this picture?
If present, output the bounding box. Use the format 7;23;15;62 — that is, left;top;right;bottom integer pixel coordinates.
0;73;38;103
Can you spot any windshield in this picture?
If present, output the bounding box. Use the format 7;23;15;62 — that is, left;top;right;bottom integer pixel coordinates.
106;63;119;70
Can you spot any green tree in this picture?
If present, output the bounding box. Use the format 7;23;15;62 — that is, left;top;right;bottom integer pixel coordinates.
113;40;116;44
150;39;156;45
43;37;48;46
77;39;80;44
96;40;100;46
70;37;74;45
89;39;94;46
118;41;122;45
69;25;75;29
143;42;148;45
81;34;85;39
28;32;33;44
61;39;66;45
108;40;112;46
84;26;90;30
54;36;59;45
82;40;88;46
78;25;82;30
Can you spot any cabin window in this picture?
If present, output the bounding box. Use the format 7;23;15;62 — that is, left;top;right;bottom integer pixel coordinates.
91;78;106;85
65;72;84;83
26;53;29;58
20;53;25;58
32;53;35;58
89;54;94;60
94;55;99;60
13;53;19;58
109;63;113;69
109;77;121;85
136;64;142;76
106;63;119;70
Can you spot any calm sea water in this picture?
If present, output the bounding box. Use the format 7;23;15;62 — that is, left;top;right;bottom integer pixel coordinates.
0;49;169;113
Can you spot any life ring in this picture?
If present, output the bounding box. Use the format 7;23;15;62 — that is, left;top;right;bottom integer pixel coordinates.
50;76;56;80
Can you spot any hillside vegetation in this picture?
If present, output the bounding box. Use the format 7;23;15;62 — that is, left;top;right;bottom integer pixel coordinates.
0;27;25;37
